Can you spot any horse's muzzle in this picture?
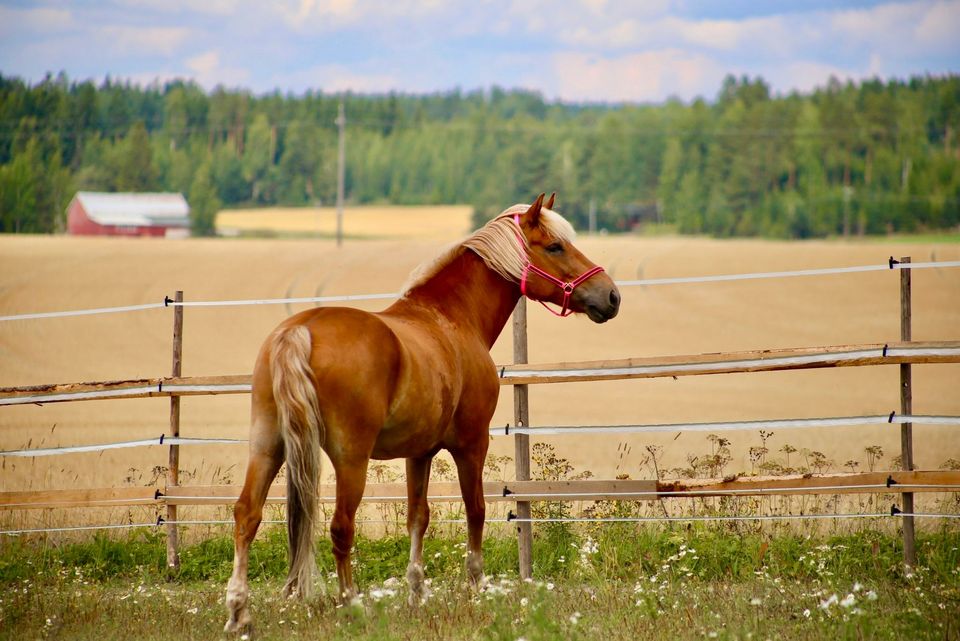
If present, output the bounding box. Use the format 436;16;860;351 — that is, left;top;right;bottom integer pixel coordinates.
582;286;620;323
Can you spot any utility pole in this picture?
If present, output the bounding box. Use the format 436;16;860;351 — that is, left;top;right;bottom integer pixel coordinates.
588;197;597;234
336;100;346;248
842;185;852;239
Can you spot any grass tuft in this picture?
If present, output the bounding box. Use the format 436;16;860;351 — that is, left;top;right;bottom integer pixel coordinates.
2;524;958;640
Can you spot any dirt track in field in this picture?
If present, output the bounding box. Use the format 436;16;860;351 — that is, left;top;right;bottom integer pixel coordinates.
1;213;959;494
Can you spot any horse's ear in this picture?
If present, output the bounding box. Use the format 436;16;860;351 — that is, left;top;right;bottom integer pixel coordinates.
545;192;555;210
525;193;545;226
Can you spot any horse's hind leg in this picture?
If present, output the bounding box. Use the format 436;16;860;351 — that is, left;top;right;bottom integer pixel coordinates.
452;448;487;586
330;457;369;603
225;412;283;634
405;455;433;605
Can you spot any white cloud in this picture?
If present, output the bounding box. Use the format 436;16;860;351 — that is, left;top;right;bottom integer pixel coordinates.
113;0;242;15
823;1;960;58
550;49;724;103
272;63;404;93
913;0;960;51
96;25;191;58
273;0;450;31
775;61;864;94
184;50;250;88
551;12;799;56
0;6;73;37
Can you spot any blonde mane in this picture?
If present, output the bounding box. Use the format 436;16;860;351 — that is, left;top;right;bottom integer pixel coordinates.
403;203;576;293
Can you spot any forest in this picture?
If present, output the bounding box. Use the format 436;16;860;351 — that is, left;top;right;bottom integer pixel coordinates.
0;71;958;237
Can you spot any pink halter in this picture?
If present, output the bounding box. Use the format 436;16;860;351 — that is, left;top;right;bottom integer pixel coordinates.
512;213;605;317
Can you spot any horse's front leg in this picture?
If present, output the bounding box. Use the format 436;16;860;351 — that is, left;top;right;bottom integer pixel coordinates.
225;440;283;633
405;455;433;605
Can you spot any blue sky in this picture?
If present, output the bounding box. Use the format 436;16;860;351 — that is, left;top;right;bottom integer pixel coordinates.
1;1;958;103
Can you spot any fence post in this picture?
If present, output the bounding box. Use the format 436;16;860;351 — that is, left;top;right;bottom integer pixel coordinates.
512;298;533;580
166;290;184;571
898;258;916;568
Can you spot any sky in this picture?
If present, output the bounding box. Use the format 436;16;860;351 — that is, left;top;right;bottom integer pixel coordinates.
0;0;958;104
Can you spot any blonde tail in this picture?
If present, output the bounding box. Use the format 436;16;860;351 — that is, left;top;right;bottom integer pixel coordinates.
270;325;323;598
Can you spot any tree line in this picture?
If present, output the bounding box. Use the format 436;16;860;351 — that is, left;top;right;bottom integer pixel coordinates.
1;71;958;237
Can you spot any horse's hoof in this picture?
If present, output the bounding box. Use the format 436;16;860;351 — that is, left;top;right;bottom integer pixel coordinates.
407;585;431;607
406;562;430;606
223;614;252;635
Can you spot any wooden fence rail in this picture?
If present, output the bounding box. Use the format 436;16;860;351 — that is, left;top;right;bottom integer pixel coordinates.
4;471;958;511
2;341;959;406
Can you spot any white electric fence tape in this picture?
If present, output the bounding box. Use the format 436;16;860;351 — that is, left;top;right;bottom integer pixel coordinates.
2;415;957;457
1;415;955;458
488;414;960;437
2;259;958;322
615;260;960;287
0;302;166;322
0;436;247;457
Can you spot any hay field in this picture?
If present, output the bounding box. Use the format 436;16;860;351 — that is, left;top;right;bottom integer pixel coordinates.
216;205;473;241
1;213;959;499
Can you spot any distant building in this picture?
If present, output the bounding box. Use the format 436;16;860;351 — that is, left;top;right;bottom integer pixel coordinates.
66;191;191;237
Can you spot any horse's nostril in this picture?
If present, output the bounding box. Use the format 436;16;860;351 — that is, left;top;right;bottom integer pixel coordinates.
609;289;621;308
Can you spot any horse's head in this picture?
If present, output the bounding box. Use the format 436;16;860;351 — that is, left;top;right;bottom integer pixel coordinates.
513;193;620;323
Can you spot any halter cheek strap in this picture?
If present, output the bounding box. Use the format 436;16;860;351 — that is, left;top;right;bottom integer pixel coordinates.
512;213;605;317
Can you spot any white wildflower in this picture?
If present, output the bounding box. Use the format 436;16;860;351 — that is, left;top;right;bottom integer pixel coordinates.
186;607;198;615
819;594;839;611
865;590;878;601
802;608;811;618
750;598;762;606
839;594;856;609
369;587;397;601
569;611;582;625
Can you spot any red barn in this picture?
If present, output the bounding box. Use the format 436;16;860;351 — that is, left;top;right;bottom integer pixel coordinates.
67;192;191;237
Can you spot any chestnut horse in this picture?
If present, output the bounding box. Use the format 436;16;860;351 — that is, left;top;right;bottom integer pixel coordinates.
224;193;620;632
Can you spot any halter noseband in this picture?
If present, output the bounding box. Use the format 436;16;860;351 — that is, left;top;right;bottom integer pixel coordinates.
512;213;605;317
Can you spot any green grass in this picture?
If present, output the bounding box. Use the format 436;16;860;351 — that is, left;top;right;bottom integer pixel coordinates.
2;524;958;640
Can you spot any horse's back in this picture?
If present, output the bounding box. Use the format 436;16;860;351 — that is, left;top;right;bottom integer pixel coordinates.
256;303;497;459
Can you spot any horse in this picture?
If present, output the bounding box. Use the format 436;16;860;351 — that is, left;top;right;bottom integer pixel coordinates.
223;193;621;632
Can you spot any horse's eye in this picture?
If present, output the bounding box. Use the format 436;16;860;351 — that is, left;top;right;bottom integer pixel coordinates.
545;242;564;254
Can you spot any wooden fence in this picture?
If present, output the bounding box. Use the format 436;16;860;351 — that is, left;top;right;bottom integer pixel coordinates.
2;257;960;577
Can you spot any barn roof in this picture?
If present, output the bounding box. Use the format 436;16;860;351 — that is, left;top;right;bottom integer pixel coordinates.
74;191;190;227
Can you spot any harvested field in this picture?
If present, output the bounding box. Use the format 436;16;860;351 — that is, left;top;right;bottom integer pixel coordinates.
216;205;473;240
1;214;959;497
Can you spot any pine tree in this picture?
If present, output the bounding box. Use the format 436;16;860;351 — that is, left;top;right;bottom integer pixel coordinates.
243;113;273;203
114;121;157;191
189;161;220;236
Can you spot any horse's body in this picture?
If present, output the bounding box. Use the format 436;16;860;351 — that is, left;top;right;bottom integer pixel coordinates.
224;195;620;632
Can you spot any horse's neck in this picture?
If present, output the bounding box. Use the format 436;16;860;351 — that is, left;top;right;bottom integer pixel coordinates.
397;249;520;348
